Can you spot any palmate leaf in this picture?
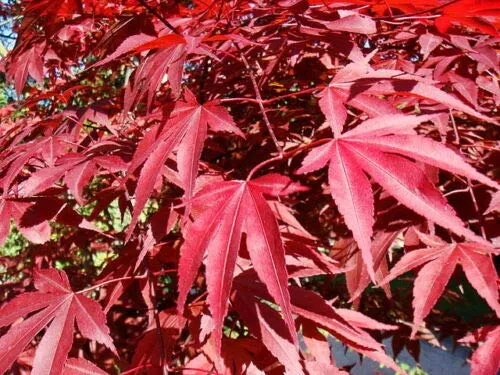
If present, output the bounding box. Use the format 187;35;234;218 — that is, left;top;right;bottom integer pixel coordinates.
126;90;244;240
1;0;499;373
298;114;499;280
234;273;405;374
380;238;500;337
345;230;397;304
233;291;304;375
177;174;307;357
62;358;108;375
435;0;499;37
0;269;116;375
460;326;500;375
0;199;51;245
315;57;493;136
92;31;186;104
6;42;45;95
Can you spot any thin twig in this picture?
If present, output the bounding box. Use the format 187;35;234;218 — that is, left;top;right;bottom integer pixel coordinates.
220;97;259;104
237;45;283;156
120;364;155;375
147;265;169;375
220;85;323;105
136;0;180;35
443;187;470;197
263;86;323;104
449;110;488;240
0;33;16;39
246;138;331;180
375;0;460;20
76;269;176;294
76;274;146;294
467;177;487;240
198;58;211;103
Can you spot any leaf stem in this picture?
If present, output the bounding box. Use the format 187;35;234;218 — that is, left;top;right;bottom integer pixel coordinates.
237;45;283;157
220;86;323;105
449;110;487;240
76;269;176;294
246;138;331;181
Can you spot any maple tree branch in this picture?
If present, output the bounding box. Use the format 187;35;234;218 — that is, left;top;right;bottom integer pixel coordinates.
246;138;331;180
189;291;208;306
375;0;460;20
76;274;146;294
0;33;15;39
136;0;180;35
443;187;471;197
120;364;155;375
263;86;324;104
76;269;176;294
198;58;211;103
173;368;220;375
237;45;284;157
220;86;323;105
146;265;169;375
122;364;219;375
449;110;488;240
467;178;487;240
220;97;259;104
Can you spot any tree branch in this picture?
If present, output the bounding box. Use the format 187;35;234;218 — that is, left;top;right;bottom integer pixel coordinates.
246;138;331;180
136;0;180;35
237;45;283;157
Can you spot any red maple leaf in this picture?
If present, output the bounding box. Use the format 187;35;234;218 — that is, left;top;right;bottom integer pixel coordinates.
298;114;498;279
0;268;116;374
127;90;244;239
177;174;307;357
381;234;500;337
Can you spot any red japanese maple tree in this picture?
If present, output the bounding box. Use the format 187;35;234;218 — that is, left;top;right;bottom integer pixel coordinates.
0;0;498;374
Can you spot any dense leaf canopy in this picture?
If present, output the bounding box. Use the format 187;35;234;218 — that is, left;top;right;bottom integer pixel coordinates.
0;0;499;374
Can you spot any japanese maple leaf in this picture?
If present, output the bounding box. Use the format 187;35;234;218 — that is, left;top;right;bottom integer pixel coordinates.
131;309;186;373
344;231;397;305
0;134;68;194
288;286;403;374
63;358;108;375
380;237;500;337
93;32;186;105
485;191;500;214
234;273;404;374
0;268;116;374
317;60;400;137
127;90;244;239
300;318;336;366
297;114;499;280
177;174;307;357
325;11;377;34
0;199;51;246
63;158;98;205
435;0;499;37
233;290;304;375
15;152;123;203
7;42;45;95
459;325;500;375
94;30;214;110
418;33;443;60
423;35;498;80
17;155;85;198
317;57;492;136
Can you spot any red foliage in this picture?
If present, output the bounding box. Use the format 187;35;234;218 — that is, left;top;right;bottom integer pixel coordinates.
0;0;498;374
